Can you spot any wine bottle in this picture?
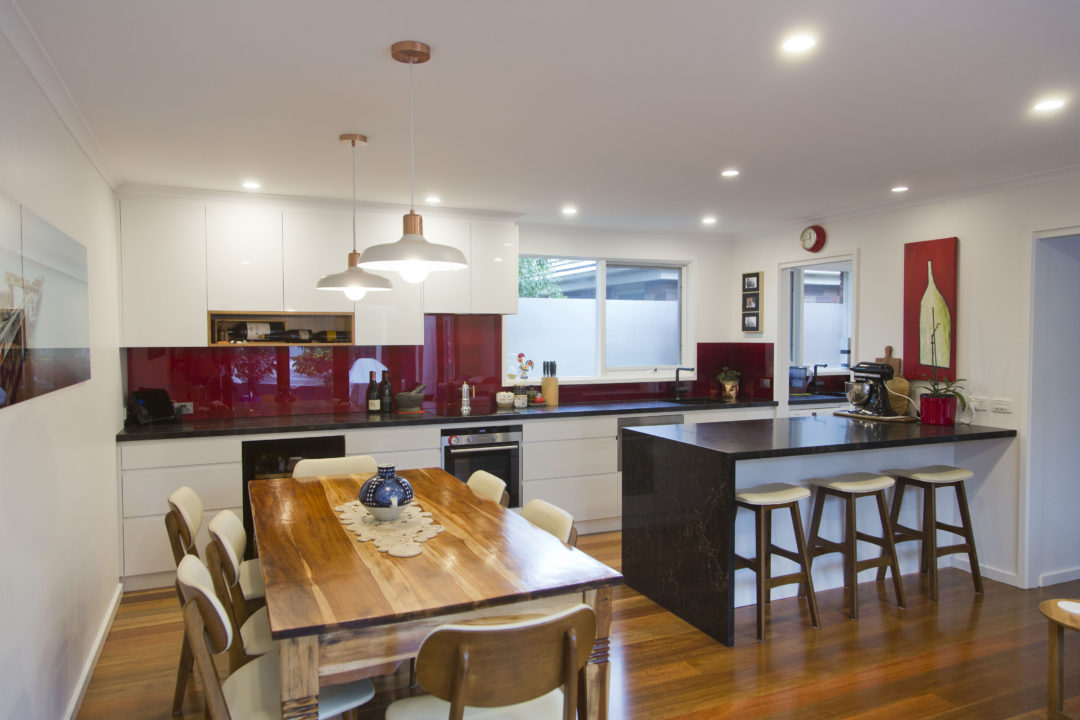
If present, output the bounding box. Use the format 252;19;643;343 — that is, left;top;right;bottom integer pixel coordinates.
919;259;951;367
379;371;392;413
366;371;380;412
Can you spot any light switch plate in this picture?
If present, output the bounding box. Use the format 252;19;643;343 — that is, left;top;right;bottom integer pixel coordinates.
971;396;989;412
175;401;194;415
991;398;1013;413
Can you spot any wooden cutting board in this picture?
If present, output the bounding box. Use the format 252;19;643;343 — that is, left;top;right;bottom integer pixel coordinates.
875;345;903;376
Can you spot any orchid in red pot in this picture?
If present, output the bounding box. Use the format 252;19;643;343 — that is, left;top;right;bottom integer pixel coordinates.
919;318;967;425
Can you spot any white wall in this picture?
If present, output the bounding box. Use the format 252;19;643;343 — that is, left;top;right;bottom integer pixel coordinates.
0;18;123;720
1029;232;1080;586
728;173;1080;587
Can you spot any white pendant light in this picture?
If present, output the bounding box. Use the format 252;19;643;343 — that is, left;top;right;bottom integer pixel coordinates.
316;133;393;300
357;41;468;284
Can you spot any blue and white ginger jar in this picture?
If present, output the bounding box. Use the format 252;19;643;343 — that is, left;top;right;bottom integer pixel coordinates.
359;465;414;521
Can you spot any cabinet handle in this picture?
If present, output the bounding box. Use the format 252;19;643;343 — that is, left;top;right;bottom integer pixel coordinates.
447;445;517;454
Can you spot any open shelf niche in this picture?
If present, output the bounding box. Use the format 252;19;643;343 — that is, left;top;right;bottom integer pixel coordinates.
208;310;354;346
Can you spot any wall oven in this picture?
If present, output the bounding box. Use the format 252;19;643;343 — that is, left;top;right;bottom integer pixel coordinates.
441;425;522;508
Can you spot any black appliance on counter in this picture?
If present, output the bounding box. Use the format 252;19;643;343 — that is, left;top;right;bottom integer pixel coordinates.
240;434;345;558
441;425;522;508
126;388;179;426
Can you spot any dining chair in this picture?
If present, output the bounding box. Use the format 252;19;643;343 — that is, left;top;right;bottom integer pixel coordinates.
292;454;378;478
466;470;511;507
521;498;578;546
164;485;204;715
177;555;375;720
208;509;264;610
384;604;596;720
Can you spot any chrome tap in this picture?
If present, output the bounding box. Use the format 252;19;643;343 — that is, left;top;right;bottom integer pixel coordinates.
674;367;695;400
811;363;828;393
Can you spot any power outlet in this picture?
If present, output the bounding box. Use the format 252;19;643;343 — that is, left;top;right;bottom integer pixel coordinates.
971;396;989;412
175;401;194;415
761;378;771;389
991;398;1013;413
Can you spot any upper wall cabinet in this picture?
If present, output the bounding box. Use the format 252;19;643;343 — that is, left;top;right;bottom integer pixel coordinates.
120;196;208;347
206;203;283;312
282;207;353;313
422;220;518;314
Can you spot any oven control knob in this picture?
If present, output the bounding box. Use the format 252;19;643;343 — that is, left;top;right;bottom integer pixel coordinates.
448;436;459;445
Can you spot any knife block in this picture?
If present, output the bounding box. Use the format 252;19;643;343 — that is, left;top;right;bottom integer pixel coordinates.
541;377;559;407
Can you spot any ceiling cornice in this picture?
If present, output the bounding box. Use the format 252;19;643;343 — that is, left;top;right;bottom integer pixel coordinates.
1;0;116;188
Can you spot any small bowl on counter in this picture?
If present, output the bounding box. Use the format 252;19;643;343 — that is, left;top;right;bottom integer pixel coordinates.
495;391;515;409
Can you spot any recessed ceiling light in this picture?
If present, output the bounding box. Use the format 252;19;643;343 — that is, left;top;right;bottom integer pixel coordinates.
425;195;441;204
891;186;909;193
561;205;578;216
702;216;718;225
242;180;261;190
720;169;740;178
781;33;817;54
1033;97;1066;113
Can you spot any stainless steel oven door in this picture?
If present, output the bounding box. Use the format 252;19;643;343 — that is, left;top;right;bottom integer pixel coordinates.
441;426;522;507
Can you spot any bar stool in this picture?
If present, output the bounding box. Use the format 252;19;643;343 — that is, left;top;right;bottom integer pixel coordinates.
876;465;983;602
734;482;821;641
804;472;906;619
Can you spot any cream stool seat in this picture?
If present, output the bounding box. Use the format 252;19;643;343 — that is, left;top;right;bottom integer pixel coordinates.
877;464;983;602
808;472;895;493
803;472;906;619
736;482;811;505
734;482;820;641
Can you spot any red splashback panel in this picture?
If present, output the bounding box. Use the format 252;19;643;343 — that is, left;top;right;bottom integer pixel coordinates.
126;321;773;417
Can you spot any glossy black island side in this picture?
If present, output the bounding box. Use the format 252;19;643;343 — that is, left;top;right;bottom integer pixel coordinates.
620;415;1017;647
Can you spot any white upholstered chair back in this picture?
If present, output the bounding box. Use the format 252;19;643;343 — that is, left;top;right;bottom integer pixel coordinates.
466;470;508;505
291;454;377;478
167;486;204;555
521;499;576;544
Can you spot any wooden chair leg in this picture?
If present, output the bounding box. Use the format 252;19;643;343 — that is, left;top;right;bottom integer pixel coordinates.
844;492;858;620
953;481;984;595
1049;620;1065;719
790;501;820;629
754;506;767;641
877;478;906;582
875;489;906;609
924;482;939;602
172;633;193;715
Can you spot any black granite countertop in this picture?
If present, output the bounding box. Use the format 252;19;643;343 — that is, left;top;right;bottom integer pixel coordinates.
789;393;849;405
116;397;777;442
627;414;1016;460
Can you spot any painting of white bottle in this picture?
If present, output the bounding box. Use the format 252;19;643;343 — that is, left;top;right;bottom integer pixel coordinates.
918;259;952;368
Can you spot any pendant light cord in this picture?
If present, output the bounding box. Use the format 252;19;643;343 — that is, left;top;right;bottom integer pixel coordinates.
409;58;415;212
351;141;358;252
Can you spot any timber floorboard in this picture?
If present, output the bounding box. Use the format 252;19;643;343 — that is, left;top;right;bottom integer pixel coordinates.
77;531;1080;719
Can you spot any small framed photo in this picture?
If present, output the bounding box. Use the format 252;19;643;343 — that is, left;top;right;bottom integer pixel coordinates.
742;272;760;291
742;313;759;332
743;293;759;311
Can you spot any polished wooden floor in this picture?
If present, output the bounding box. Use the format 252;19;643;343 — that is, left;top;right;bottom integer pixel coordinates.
78;532;1079;719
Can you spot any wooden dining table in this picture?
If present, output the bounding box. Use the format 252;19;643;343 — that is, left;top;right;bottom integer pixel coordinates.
250;466;623;720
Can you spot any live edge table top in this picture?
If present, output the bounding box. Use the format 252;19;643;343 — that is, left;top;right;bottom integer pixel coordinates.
250;467;623;640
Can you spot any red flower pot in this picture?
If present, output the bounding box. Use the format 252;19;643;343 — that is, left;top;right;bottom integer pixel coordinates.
920;395;957;425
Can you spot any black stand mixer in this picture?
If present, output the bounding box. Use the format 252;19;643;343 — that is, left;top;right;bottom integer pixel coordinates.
844;362;896;417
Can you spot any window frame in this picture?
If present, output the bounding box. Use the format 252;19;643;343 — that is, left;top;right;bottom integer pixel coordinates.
503;254;694;384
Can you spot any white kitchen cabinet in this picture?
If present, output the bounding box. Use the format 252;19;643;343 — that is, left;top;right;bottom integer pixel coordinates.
119;196;208;346
469;221;518;314
422;219;519;315
353;211;425;345
206;203;283;311
420;216;472;314
786;403;845;418
522;473;619;527
282;207;354;313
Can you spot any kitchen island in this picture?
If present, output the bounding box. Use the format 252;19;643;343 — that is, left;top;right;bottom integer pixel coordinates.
621;415;1017;646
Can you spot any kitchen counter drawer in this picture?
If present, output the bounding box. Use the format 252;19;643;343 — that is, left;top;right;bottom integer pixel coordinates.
522;416;617;443
122;463;241;518
522;473;618;523
345;426;440;454
524;437;616;481
121;436;241;470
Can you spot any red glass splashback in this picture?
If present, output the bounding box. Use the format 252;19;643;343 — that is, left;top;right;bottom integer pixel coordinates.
125;318;773;418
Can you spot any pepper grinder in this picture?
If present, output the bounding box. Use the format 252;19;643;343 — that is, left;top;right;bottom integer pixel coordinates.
460;380;473;416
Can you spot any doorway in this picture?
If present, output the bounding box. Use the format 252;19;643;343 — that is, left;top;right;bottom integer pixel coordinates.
1029;231;1080;586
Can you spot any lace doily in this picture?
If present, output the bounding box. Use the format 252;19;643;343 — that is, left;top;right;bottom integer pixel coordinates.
333;501;445;558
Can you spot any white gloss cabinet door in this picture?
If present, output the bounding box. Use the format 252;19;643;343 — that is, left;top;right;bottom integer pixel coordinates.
470;221;518;314
420;216;471;314
353;211;424;345
120;196;208;346
282;207;354;313
206;203;283;311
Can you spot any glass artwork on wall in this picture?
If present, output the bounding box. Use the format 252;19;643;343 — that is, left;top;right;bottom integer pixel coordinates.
0;191;91;409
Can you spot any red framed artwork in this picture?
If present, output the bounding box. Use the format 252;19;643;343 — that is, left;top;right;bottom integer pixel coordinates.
903;236;958;382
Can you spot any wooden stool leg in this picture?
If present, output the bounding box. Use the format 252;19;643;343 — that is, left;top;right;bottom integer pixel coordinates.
925;482;939;602
790;501;820;629
875;489;906;609
877;478;906;582
1049;619;1065;719
844;492;859;620
953;481;984;595
754;505;767;642
172;634;192;715
763;507;773;605
799;488;826;598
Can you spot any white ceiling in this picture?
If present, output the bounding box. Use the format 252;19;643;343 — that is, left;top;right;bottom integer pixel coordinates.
12;0;1080;237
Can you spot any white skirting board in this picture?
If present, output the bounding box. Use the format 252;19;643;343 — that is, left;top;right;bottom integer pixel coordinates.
1039;565;1080;588
64;581;123;720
